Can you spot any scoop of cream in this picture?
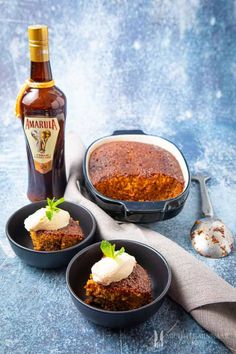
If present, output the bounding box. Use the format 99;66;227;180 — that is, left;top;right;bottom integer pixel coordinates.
24;208;70;231
91;252;136;286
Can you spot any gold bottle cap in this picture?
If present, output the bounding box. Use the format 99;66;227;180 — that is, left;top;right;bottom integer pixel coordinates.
28;25;48;44
28;25;49;62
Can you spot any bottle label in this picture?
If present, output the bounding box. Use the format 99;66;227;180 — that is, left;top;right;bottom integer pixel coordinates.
24;116;60;174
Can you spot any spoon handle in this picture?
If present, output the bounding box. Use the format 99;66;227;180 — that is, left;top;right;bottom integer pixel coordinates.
192;175;214;218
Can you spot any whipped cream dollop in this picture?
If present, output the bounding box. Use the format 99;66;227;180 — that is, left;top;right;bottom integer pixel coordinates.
91;252;136;286
24;208;70;231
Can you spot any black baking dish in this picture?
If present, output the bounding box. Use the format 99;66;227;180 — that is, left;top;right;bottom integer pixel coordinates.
83;130;190;223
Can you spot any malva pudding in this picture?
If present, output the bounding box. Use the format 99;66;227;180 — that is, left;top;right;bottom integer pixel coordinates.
84;241;152;311
89;141;184;202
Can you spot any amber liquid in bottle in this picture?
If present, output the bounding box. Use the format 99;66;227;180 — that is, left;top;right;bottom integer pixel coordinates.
20;25;67;201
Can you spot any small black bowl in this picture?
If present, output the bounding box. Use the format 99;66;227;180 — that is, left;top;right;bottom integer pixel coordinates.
66;240;171;328
6;201;96;269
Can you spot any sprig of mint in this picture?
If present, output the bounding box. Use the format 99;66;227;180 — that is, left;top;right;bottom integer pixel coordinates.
45;197;64;221
100;240;125;259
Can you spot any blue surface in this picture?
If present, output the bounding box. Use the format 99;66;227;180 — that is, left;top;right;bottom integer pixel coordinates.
0;1;236;353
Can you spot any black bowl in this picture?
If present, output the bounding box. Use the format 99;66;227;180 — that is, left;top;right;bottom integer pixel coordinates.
6;201;96;269
83;129;191;223
66;240;171;328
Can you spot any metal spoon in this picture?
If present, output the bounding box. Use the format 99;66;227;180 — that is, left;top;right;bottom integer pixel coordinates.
190;175;234;258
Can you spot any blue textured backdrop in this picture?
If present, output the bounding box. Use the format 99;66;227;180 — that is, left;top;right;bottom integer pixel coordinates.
0;1;235;353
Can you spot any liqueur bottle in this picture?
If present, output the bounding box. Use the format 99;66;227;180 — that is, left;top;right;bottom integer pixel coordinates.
16;25;67;201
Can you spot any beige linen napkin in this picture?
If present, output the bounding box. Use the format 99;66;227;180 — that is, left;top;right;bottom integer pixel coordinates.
64;133;236;352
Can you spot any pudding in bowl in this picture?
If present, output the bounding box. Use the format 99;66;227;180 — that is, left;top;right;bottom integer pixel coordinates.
24;197;84;251
6;200;96;269
66;239;171;328
84;240;152;311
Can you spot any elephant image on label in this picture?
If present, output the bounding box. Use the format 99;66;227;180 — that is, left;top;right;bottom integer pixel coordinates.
24;116;60;174
31;129;51;153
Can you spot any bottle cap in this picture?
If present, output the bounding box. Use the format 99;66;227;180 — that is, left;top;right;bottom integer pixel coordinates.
28;25;48;45
28;25;49;62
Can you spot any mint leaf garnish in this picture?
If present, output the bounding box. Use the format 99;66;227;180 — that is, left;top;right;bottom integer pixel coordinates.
45;197;64;221
46;210;53;221
115;247;125;257
100;240;125;259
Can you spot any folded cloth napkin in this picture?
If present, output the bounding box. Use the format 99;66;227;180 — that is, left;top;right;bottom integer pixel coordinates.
64;132;236;352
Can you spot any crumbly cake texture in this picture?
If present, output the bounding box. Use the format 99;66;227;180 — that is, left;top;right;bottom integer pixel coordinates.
89;141;185;201
84;264;152;311
29;218;84;251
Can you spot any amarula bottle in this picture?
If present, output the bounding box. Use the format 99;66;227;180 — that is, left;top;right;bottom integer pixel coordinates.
16;25;67;201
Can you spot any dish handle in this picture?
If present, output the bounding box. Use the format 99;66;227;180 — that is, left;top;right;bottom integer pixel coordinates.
112;129;146;136
122;201;168;218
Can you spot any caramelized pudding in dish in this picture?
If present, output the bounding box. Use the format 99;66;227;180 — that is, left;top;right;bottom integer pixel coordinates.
24;198;84;251
84;241;152;311
89;141;184;202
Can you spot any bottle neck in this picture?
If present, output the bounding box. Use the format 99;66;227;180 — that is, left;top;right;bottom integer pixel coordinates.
30;60;53;82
